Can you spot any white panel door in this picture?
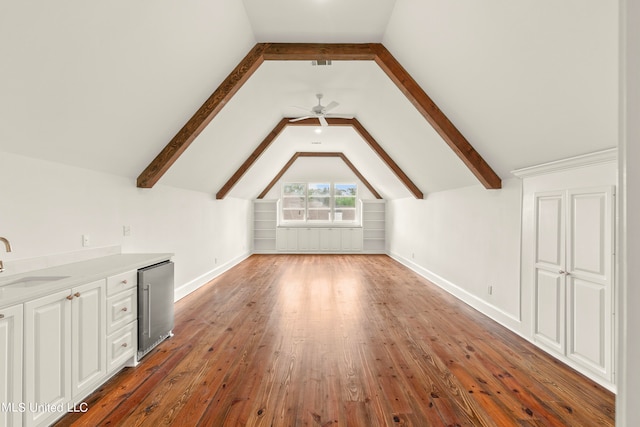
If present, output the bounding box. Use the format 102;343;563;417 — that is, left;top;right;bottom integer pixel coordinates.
566;187;613;378
533;192;566;353
24;290;72;427
0;304;23;427
71;279;107;400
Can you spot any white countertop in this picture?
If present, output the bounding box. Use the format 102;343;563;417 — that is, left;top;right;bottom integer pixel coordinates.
0;253;173;308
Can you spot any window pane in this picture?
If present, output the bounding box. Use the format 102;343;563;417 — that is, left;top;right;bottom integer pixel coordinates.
335;197;355;208
308;196;330;208
283;196;305;208
335;184;356;196
335;208;356;221
308;183;330;196
308;209;330;221
283;183;306;196
283;209;305;220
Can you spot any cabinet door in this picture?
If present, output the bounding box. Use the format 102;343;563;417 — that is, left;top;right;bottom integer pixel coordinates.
24;290;72;427
533;191;566;353
566;187;613;378
277;228;298;251
72;279;107;400
297;228;309;251
341;228;363;252
0;304;23;427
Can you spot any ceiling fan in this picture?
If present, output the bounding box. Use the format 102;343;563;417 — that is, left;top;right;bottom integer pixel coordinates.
289;93;352;127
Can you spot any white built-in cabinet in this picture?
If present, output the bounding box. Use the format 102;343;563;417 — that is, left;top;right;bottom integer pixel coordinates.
533;187;614;381
254;199;385;254
514;148;617;388
105;270;138;374
277;227;362;252
24;279;106;427
0;304;23;427
0;265;144;427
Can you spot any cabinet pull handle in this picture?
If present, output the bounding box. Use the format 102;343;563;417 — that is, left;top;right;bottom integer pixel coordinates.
74;292;81;298
121;342;128;347
66;295;74;300
0;314;4;319
559;270;566;275
122;279;128;285
121;307;128;312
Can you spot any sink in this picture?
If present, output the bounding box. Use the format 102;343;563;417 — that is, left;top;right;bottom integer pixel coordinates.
1;275;70;288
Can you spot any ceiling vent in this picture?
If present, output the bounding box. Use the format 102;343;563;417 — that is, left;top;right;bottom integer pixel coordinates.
311;59;332;66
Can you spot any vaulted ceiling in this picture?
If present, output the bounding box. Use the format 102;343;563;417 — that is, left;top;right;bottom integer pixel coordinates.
0;0;618;200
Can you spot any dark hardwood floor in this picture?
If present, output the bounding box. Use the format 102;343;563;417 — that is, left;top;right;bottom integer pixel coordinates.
56;254;615;426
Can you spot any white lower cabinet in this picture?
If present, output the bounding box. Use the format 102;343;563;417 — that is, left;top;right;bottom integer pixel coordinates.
277;227;362;252
71;280;107;400
105;270;138;374
24;279;106;427
0;304;23;427
341;228;363;251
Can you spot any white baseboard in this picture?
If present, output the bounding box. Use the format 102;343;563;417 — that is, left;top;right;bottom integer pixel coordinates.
389;251;522;333
174;251;251;302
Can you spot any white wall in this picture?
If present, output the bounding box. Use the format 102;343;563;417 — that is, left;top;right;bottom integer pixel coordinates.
387;178;522;330
0;152;252;298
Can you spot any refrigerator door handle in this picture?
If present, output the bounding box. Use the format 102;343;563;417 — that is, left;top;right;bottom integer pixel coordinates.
144;284;151;338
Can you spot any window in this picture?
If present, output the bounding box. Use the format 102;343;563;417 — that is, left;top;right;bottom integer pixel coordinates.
308;183;331;220
280;182;358;223
282;183;306;221
334;183;357;221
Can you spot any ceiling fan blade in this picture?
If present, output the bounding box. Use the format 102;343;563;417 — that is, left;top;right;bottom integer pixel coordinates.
289;116;312;122
323;101;339;113
319;116;329;127
325;114;354;119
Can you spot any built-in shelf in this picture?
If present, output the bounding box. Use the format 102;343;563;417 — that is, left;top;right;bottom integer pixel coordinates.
361;200;386;253
253;200;278;253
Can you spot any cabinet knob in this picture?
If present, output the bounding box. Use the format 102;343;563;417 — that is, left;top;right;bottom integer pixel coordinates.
66;295;74;300
0;314;4;319
121;342;128;347
122;279;128;285
74;292;81;298
121;307;128;312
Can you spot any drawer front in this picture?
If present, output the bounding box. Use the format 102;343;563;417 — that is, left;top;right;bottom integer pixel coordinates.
107;321;137;374
106;288;137;335
106;270;137;296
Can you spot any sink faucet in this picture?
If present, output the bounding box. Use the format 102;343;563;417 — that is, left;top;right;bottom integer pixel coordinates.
0;237;11;273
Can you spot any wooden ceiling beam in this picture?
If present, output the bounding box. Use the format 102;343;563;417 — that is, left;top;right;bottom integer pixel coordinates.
287;118;423;199
136;43;270;188
137;42;502;191
368;43;502;189
216;118;289;199
257;152;382;199
262;43;376;61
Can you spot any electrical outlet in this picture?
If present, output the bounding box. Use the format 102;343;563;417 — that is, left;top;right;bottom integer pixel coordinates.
411;252;415;259
214;258;218;264
488;285;493;295
82;234;90;247
123;225;131;236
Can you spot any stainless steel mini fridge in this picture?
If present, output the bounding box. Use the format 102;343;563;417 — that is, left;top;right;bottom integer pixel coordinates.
137;260;174;360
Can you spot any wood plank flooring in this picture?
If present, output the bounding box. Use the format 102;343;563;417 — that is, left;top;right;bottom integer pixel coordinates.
55;254;615;426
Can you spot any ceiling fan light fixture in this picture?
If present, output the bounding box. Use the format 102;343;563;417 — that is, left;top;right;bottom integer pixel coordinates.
314;127;322;134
